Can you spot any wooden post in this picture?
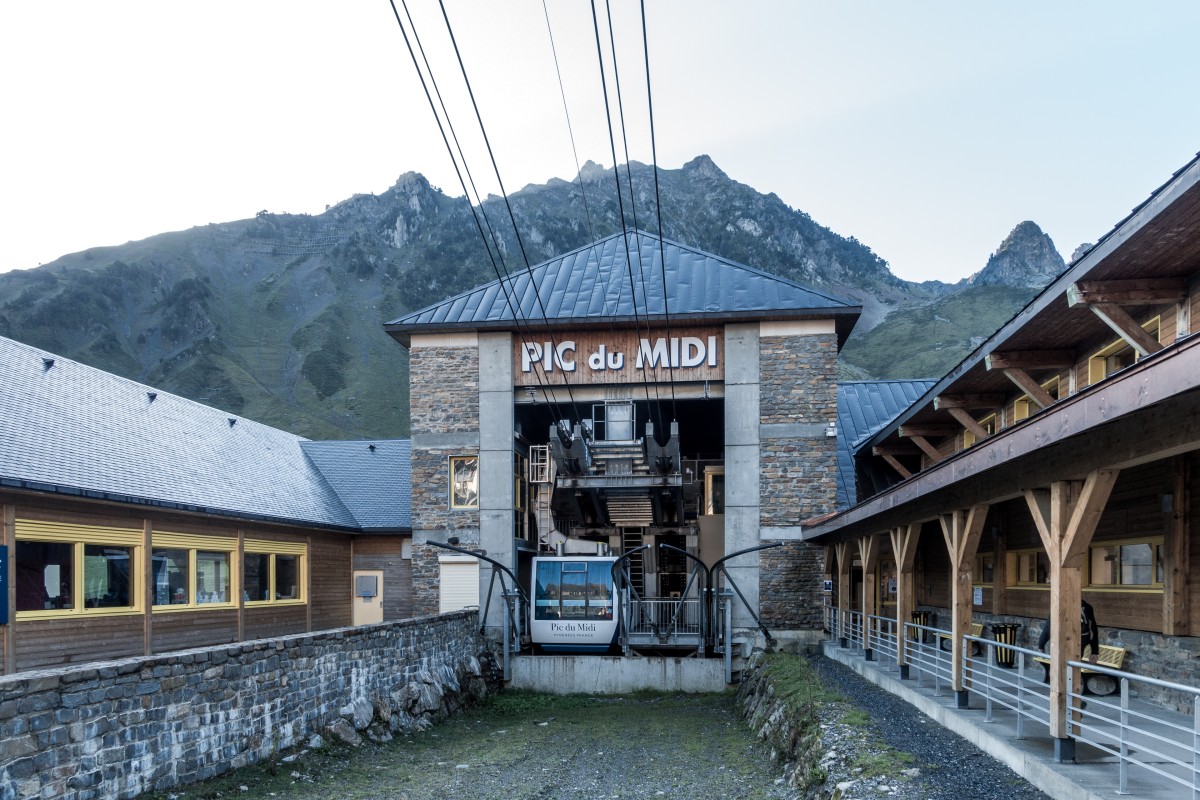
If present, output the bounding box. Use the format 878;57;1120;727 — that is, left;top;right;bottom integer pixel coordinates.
993;534;1007;617
835;540;851;646
1024;469;1120;753
306;534;313;633
823;545;835;632
890;523;920;674
143;520;153;656
237;528;245;643
1164;457;1190;635
939;505;989;703
858;534;882;658
2;504;14;675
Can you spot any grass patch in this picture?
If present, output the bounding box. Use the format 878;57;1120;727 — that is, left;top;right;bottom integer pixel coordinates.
756;651;844;709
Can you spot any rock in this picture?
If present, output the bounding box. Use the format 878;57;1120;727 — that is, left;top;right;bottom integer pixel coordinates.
307;734;325;750
326;718;362;747
340;697;374;730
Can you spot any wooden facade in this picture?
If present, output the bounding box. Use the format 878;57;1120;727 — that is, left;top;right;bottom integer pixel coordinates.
809;154;1200;752
0;489;367;675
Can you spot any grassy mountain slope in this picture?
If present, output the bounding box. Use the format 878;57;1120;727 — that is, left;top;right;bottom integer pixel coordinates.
0;159;1058;438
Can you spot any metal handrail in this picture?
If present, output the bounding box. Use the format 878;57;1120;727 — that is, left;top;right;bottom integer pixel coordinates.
962;636;1049;739
1065;658;1200;796
658;543;709;651
611;545;650;656
866;613;900;668
709;542;782;645
904;622;953;696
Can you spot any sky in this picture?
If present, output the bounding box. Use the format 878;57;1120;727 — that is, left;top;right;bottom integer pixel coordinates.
2;1;1199;282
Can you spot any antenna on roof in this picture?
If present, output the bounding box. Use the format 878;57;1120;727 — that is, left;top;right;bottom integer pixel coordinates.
147;392;158;403
42;358;55;371
228;418;237;427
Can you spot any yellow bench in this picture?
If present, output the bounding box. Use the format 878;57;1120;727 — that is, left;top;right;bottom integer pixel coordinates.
937;622;984;652
1033;644;1127;696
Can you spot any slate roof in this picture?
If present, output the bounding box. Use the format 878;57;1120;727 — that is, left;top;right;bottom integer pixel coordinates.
300;440;411;531
836;380;936;508
386;230;860;345
0;335;410;532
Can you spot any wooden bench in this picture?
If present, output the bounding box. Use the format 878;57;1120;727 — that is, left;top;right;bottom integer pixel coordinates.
1033;644;1127;696
937;622;984;652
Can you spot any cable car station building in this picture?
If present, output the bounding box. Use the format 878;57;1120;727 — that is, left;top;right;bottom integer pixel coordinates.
385;231;860;645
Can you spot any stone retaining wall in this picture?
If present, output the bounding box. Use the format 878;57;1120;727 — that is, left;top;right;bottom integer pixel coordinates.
0;610;500;800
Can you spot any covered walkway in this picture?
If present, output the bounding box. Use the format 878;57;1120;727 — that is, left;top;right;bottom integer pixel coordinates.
823;626;1196;800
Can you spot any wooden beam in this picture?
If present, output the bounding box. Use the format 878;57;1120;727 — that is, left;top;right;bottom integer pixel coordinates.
934;393;1006;410
889;523;921;667
1002;368;1057;410
1067;278;1188;307
872;444;922;456
143;519;153;657
879;453;912;480
939;505;990;695
835;540;852;641
1089;303;1163;357
899;424;958;438
2;504;13;676
1164;457;1190;635
908;434;945;464
985;350;1076;370
946;407;989;441
1022;470;1119;741
859;534;882;630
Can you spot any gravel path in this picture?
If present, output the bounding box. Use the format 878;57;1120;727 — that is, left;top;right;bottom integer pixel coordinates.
811;655;1050;800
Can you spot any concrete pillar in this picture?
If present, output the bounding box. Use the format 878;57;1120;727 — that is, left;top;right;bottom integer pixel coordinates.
724;323;760;629
478;332;514;634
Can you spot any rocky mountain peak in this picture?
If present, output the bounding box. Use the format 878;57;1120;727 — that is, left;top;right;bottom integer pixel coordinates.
967;221;1066;289
682;154;728;180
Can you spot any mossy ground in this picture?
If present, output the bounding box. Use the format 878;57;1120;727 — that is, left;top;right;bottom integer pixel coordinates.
140;690;794;800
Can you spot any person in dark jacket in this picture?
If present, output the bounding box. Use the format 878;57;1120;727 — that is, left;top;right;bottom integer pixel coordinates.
1038;599;1100;665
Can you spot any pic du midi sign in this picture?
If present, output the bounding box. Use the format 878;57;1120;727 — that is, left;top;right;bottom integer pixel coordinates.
512;327;723;386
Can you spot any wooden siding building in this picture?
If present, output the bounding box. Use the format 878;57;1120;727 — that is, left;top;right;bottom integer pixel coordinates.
0;337;413;675
805;153;1200;756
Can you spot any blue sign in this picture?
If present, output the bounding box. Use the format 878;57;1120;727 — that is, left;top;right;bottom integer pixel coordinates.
0;545;7;623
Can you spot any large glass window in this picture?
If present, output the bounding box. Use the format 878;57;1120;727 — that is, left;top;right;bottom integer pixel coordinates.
534;560;614;621
244;553;272;602
84;545;133;608
16;535;137;615
153;548;190;606
197;551;231;604
1015;550;1049;585
16;541;74;611
450;456;479;509
1089;540;1163;588
243;543;306;605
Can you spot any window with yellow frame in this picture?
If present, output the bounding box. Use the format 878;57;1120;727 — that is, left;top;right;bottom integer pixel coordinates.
243;539;307;604
962;413;998;448
973;552;995;586
1087;316;1160;385
1008;548;1049;586
1013;375;1062;422
152;532;237;609
14;519;144;618
1088;537;1163;589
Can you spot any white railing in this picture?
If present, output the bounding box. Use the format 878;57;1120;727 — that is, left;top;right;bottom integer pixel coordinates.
628;597;702;636
962;635;1051;739
1067;661;1200;797
904;622;953;695
824;604;839;639
866;613;901;668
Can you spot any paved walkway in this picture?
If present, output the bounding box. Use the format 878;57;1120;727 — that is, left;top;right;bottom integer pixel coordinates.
823;639;1195;800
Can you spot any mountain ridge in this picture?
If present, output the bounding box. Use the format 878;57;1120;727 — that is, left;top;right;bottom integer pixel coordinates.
0;157;1066;438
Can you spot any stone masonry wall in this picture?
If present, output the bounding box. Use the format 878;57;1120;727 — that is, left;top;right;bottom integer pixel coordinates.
758;333;837;424
0;611;499;800
409;346;479;435
760;541;827;630
756;331;838;632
